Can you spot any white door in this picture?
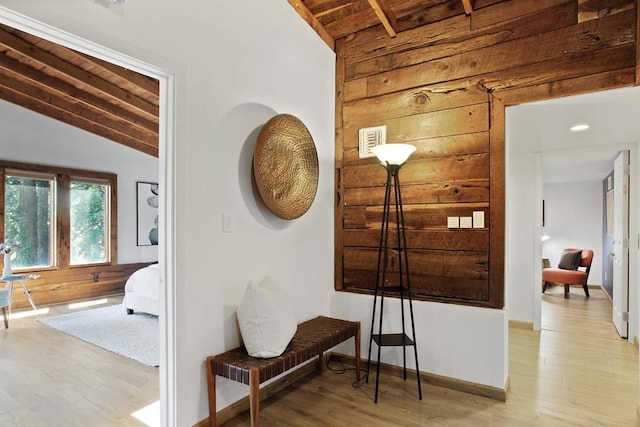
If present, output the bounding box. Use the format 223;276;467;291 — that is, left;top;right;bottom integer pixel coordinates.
612;150;629;338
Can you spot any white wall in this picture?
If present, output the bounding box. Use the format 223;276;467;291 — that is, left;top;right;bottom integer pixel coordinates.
0;1;508;424
542;181;603;283
0;99;158;264
330;292;508;389
505;152;537;323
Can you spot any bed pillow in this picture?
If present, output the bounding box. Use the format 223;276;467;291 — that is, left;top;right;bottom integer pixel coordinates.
558;250;582;270
236;276;297;358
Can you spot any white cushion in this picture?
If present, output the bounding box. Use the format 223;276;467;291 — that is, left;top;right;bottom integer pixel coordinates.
236;276;297;358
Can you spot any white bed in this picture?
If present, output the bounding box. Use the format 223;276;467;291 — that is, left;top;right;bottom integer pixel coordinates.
123;263;160;316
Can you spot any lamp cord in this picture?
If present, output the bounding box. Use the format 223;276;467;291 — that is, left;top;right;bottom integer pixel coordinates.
326;357;368;388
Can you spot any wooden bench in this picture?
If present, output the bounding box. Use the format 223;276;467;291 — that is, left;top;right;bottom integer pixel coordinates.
206;315;361;427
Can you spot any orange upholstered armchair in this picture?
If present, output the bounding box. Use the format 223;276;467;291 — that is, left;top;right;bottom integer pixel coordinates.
542;248;594;297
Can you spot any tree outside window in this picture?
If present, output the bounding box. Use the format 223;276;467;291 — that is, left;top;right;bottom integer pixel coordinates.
4;174;54;269
70;181;109;265
2;163;116;271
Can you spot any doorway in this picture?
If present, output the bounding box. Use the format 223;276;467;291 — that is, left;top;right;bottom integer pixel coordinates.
506;85;640;341
0;7;177;425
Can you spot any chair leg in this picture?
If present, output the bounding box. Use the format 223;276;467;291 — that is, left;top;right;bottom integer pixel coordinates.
542;281;550;293
2;306;8;329
583;284;590;297
564;285;569;298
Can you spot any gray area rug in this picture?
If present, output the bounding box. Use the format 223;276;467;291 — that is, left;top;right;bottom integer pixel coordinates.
39;304;159;367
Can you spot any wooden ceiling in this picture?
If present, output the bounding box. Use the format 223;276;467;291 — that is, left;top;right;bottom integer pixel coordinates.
0;23;159;157
288;0;475;49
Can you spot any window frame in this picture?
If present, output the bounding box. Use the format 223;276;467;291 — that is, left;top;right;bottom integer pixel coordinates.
1;160;117;272
4;168;57;269
69;176;112;266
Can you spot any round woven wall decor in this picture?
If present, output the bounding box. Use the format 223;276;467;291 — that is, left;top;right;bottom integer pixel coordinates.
253;114;319;220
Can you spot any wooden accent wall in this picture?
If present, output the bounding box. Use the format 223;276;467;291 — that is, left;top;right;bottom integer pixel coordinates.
335;0;637;308
7;262;151;309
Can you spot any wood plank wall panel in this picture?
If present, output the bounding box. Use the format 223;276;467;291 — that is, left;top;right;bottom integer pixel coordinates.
365;10;635;97
7;262;151;309
335;37;347;290
637;0;640;85
335;0;637;308
577;0;634;23
346;2;579;80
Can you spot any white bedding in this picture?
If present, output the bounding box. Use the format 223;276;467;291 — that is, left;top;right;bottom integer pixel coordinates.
123;263;160;316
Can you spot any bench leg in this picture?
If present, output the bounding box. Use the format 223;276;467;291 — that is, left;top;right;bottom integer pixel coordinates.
249;368;260;427
355;321;361;381
206;357;217;427
317;351;325;371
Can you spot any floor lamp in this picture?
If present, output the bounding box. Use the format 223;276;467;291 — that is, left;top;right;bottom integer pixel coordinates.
366;143;422;403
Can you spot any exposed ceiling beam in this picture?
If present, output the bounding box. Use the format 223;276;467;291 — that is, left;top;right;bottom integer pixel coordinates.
0;53;158;134
367;0;397;37
0;82;157;156
77;51;159;96
287;0;335;50
461;0;474;15
0;26;158;120
0;71;156;146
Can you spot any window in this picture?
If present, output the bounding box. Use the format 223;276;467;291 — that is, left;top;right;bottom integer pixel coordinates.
4;172;55;269
70;180;110;265
1;161;116;271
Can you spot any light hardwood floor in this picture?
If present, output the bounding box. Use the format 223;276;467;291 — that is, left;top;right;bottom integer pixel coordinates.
0;288;637;426
0;295;158;426
223;286;639;426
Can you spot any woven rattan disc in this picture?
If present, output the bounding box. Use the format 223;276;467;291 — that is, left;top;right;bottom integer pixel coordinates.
253;114;319;220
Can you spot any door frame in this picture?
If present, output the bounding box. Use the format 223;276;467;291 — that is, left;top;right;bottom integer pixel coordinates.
0;7;177;425
495;80;639;344
612;150;630;338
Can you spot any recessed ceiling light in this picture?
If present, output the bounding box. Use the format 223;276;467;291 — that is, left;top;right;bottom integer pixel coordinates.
570;124;589;132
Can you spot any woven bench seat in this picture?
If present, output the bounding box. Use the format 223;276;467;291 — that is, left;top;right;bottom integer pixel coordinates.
206;315;361;427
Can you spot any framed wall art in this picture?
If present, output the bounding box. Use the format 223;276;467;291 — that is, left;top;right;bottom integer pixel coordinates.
137;181;159;246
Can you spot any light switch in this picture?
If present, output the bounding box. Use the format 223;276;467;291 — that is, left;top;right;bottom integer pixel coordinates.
473;211;485;228
222;212;232;233
460;217;472;228
447;216;459;228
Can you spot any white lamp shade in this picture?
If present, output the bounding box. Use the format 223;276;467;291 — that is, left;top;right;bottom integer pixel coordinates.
371;143;416;165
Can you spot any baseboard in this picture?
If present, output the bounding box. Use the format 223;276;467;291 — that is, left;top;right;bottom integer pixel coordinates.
331;353;508;402
195;351;509;426
508;320;533;330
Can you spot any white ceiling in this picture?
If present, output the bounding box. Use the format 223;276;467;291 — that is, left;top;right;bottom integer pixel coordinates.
507;85;640;184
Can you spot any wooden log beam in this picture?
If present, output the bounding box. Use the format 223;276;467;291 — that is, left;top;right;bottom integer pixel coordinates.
77;51;159;97
0;54;159;133
366;0;397;37
461;0;474;15
0;83;158;157
287;0;335;50
0;26;158;120
0;72;158;147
